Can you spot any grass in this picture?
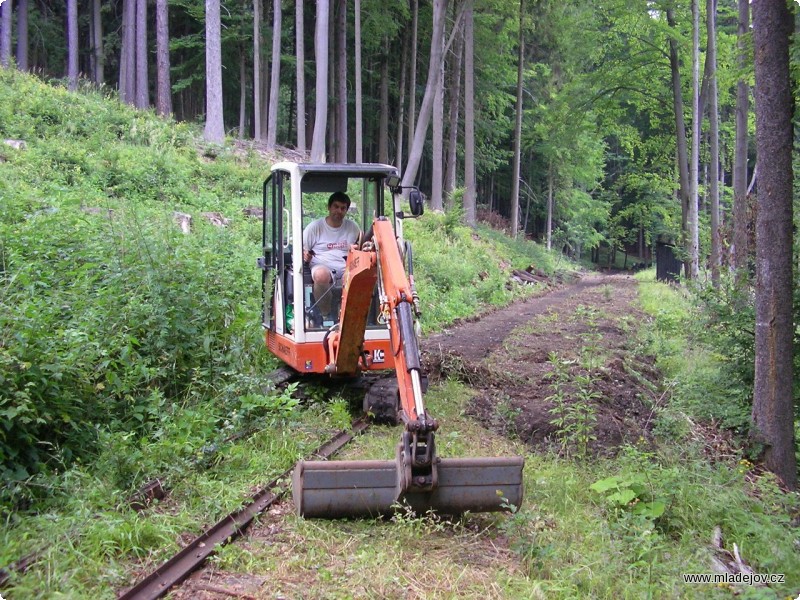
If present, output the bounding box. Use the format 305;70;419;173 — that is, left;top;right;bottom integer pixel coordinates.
4;271;798;598
256;273;800;600
190;377;800;599
0;402;343;599
403;215;554;332
634;270;751;431
0;69;564;597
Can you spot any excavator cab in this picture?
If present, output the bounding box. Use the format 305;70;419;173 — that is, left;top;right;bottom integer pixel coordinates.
260;162;524;519
259;162;407;375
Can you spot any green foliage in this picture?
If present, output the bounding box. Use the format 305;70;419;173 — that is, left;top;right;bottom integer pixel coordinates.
497;496;556;572
0;69;561;507
590;474;667;520
635;272;751;431
0;205;270;489
494;394;521;439
0;71;276;504
546;353;599;459
403;214;552;330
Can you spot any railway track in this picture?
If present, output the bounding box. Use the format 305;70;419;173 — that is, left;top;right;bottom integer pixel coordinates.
0;368;303;591
118;416;372;600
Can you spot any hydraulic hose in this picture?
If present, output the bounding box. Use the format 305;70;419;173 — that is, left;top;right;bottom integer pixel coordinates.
397;302;421;373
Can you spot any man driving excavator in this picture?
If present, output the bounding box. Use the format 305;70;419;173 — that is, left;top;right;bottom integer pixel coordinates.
302;191;361;320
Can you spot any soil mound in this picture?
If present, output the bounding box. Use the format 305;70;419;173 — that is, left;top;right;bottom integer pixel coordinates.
422;274;661;457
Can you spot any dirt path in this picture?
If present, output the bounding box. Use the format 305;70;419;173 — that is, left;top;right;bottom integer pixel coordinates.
422;273;611;363
422;272;661;457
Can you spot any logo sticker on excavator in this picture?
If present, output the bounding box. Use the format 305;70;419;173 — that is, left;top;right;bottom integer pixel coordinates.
305;360;313;370
373;349;385;363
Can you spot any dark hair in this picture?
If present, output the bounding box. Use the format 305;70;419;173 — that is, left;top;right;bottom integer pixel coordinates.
328;191;351;208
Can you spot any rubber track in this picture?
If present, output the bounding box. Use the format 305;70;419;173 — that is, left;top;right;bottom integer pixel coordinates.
119;416;370;600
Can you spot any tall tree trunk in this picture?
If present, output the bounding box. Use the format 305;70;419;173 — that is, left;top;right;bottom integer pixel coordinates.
261;36;269;140
254;0;262;141
295;0;306;152
401;0;447;191
239;49;247;138
67;0;78;90
523;178;532;237
135;0;148;108
732;0;750;280
0;0;11;68
326;8;336;157
310;0;330;162
688;0;700;279
204;0;225;143
335;0;347;161
120;0;136;103
406;0;419;163
462;0;475;225
286;74;294;142
396;28;408;170
16;0;28;72
155;0;172;116
707;0;720;287
444;13;463;206
430;22;445;210
354;0;363;162
546;161;553;250
91;0;101;83
751;0;796;490
379;36;389;163
639;224;644;259
266;0;281;150
667;9;690;275
510;0;525;237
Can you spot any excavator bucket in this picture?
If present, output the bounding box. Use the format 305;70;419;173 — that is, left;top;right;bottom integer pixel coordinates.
293;456;524;519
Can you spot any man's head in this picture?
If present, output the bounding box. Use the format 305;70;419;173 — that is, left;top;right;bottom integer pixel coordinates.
326;192;351;227
328;191;351;209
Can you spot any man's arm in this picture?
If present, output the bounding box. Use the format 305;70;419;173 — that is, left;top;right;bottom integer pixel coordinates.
302;220;316;263
348;219;362;246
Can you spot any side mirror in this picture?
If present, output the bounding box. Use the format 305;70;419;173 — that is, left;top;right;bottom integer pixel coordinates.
409;190;424;217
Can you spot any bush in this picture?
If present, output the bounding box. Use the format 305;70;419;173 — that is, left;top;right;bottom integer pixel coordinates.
0;71;277;503
404;211;549;330
636;273;751;432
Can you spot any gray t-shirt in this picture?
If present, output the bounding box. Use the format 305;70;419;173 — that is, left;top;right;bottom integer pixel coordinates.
302;218;360;275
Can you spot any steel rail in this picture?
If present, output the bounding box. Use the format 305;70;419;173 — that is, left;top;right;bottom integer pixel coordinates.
119;416;370;600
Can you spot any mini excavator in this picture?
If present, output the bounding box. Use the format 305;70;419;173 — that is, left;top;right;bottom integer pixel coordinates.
259;162;524;518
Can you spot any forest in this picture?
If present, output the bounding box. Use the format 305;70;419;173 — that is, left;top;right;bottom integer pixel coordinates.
0;0;799;597
3;0;794;251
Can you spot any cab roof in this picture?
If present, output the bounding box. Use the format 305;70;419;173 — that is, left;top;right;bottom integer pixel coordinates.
270;162;399;179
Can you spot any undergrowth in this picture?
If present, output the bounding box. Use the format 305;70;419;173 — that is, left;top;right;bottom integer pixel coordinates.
635;271;753;433
403;210;556;329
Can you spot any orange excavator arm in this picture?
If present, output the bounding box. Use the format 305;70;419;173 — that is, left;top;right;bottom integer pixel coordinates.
294;217;525;518
323;217;426;422
322;216;438;492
